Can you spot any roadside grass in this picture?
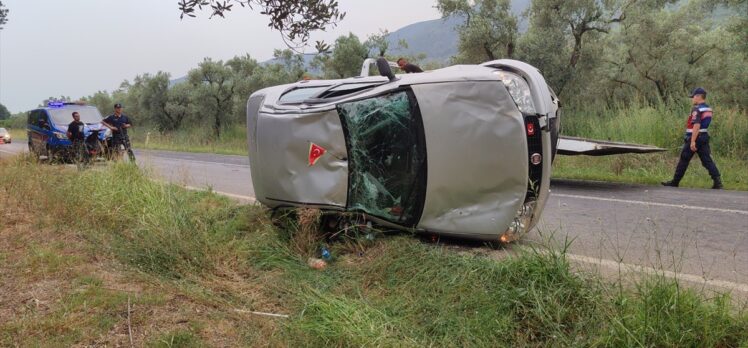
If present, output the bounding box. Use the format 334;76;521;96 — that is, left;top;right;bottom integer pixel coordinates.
129;124;248;156
559;103;748;190
1;157;747;346
552;152;748;190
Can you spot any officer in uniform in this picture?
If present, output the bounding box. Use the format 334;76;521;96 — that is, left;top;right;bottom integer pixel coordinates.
662;87;722;189
102;103;136;162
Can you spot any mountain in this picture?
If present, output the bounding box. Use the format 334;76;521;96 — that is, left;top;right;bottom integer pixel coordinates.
385;0;531;62
384;14;463;63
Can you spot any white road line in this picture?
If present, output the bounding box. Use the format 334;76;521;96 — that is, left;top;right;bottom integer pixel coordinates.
566;253;748;293
554;193;748;215
0;148;19;155
144;155;249;169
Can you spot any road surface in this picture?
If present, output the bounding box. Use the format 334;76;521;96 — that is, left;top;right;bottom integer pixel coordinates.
2;144;746;294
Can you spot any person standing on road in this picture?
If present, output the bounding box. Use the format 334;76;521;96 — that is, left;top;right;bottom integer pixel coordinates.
662;87;722;189
102;103;136;162
66;111;86;162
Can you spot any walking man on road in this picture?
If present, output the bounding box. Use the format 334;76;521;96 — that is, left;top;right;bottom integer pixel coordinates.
102;103;136;162
662;87;722;189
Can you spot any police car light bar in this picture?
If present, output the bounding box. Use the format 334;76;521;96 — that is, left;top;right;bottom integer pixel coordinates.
47;101;87;108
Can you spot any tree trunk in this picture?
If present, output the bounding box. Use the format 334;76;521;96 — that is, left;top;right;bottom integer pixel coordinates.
483;42;496;61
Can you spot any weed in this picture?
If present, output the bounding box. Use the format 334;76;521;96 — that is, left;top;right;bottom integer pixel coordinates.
149;330;203;348
2;158;747;346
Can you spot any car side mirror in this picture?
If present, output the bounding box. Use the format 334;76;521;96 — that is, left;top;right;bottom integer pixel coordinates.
377;57;396;82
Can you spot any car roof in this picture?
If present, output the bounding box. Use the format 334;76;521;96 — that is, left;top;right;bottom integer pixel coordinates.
32;103;99;112
256;65;504;111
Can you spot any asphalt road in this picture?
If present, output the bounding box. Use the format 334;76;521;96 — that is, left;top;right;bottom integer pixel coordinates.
2;144;747;294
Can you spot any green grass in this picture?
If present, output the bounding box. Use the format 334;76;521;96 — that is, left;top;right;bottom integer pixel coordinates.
130;124;248;156
558;103;748;189
553;153;748;190
1;158;747;346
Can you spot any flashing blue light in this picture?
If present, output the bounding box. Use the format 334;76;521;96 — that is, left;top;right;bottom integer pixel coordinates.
47;101;65;108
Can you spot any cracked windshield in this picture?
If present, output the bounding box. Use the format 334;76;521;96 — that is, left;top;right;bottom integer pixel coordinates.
337;91;426;224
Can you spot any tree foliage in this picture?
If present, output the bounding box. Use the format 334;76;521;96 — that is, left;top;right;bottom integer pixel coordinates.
442;0;747;108
437;0;518;63
188;58;237;138
139;72;191;133
0;103;10;120
177;0;345;46
587;0;748;106
365;30;390;57
0;1;8;30
313;33;369;79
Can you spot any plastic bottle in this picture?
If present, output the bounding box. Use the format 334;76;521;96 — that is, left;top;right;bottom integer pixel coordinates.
321;247;332;261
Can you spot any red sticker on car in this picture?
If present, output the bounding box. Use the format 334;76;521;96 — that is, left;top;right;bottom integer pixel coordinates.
308;143;326;166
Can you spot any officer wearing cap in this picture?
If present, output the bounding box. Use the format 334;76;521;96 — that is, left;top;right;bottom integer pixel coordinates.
102;103;136;162
662;87;722;189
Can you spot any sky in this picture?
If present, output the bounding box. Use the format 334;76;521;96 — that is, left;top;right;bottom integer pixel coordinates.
0;0;441;113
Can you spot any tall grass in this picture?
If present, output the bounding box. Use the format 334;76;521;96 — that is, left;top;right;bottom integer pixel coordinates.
558;103;748;189
563;102;748;159
129;124;248;156
1;158;747;346
0;156;257;279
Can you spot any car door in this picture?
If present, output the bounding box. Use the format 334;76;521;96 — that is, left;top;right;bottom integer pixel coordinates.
28;110;44;153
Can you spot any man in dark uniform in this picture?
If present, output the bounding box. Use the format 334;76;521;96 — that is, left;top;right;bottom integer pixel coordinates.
397;58;423;73
66;111;86;162
102;103;136;162
662;87;722;189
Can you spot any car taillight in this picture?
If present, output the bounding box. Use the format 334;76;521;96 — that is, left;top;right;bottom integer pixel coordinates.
527;123;535;136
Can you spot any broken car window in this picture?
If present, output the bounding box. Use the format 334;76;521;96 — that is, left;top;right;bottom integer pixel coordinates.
279;86;329;103
337;91;427;225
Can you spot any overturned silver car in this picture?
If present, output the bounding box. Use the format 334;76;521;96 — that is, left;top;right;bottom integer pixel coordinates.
247;59;565;242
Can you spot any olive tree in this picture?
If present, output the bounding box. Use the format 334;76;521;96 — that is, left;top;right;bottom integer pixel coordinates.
437;0;518;63
313;33;369;79
0;1;8;30
188;58;237;138
177;0;345;47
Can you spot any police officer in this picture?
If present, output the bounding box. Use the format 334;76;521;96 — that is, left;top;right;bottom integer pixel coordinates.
102;103;136;162
66;111;86;162
662;87;723;189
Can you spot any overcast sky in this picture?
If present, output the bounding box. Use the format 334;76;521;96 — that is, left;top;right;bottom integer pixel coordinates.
0;0;441;113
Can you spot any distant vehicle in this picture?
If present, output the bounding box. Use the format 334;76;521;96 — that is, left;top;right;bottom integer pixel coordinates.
246;58;662;242
0;128;10;144
27;102;111;161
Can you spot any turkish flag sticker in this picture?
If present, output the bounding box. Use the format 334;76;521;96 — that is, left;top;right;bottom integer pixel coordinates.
308;142;327;166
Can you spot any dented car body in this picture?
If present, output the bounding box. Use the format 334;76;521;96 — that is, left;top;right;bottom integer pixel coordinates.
247;59;563;241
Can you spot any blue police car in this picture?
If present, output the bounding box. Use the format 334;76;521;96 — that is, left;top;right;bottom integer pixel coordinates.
27;102;111;160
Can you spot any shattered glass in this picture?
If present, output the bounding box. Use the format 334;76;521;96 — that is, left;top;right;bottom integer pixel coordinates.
337;91;426;225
